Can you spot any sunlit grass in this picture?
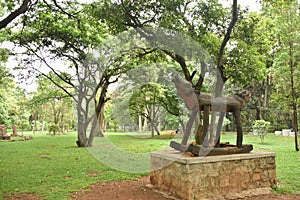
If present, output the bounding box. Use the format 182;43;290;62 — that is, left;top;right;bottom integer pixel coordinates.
0;132;143;200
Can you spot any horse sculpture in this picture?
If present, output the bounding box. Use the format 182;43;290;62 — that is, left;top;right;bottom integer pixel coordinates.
170;75;253;156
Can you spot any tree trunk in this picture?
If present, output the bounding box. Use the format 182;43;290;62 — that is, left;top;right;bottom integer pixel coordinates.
292;109;299;151
33;119;36;134
154;122;160;135
150;105;156;136
76;89;87;147
255;106;261;120
82;81;108;146
143;111;148;131
138;115;142;132
211;0;238;146
289;37;299;151
99;106;105;133
261;75;270;120
76;111;88;147
76;135;87;147
87;115;99;147
157;117;161;133
77;125;88;147
41;120;45;132
195;106;209;146
234;109;243;148
150;119;155;137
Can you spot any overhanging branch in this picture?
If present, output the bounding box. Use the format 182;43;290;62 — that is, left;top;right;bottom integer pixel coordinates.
0;0;31;29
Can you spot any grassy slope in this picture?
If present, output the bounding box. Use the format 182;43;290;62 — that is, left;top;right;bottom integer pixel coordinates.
0;132;299;199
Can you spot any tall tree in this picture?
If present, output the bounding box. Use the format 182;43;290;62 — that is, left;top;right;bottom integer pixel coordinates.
263;0;299;151
8;1;157;146
9;0;107;146
225;11;277;133
0;48;15;126
98;0;263;147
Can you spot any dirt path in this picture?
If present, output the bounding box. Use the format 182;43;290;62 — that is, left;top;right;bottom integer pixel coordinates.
70;177;300;200
71;176;174;200
6;177;300;200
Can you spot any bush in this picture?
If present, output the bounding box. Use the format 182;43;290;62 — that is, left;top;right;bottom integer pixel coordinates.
252;120;270;143
48;124;60;135
18;121;30;133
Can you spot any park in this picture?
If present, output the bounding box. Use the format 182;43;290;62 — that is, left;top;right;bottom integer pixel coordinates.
1;132;300;199
0;0;299;199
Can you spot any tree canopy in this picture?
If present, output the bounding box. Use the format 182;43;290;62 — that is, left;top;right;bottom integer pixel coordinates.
0;0;298;150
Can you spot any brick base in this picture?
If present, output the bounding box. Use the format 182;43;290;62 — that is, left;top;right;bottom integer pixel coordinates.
150;151;276;200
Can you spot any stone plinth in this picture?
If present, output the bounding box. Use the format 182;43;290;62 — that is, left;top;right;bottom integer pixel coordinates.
0;124;7;136
150;150;276;200
12;125;18;136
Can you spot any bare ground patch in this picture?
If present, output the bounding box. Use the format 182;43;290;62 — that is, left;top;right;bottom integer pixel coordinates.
71;176;300;200
5;193;41;200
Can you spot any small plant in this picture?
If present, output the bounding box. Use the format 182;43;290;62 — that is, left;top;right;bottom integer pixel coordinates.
18;120;30;134
222;117;231;130
48;124;60;135
252;120;270;143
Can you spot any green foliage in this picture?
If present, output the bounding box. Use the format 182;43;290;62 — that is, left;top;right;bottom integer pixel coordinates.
48;124;60;135
104;102;118;131
0;64;28;127
17;1;106;49
253;120;271;131
0;0;18;13
2;0;298;149
111;93;135;131
0;93;9;124
163;113;181;130
225;13;273;86
28;73;74;133
269;1;300;106
18;120;29;132
9;0;108;83
129;82;180;118
222;117;231;128
264;0;299;150
253;120;271;143
0;66;15;125
0;49;12;87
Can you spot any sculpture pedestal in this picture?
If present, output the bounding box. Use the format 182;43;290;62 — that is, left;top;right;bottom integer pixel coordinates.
150;150;276;200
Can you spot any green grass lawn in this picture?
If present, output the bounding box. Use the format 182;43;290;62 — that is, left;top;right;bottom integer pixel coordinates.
0;132;144;200
0;131;299;199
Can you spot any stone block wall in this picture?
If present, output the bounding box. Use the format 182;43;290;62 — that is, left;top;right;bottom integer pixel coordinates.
150;151;276;200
